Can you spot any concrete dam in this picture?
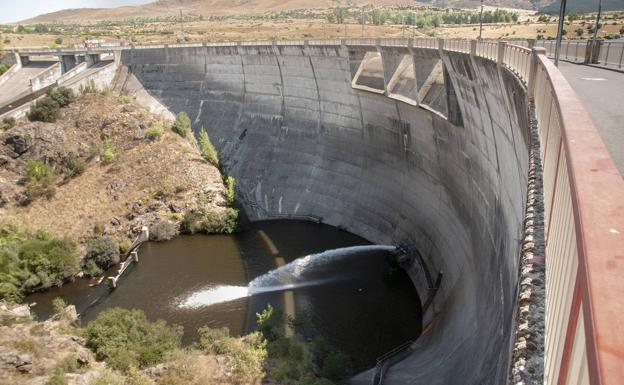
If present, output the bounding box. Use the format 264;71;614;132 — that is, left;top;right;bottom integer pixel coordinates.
118;40;529;385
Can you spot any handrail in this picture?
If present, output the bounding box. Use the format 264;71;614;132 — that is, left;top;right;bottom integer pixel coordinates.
371;341;413;385
534;51;624;385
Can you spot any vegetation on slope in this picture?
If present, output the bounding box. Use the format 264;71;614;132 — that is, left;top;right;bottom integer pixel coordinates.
0;221;79;302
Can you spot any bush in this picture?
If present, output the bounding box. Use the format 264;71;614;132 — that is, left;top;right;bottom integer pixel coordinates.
1;116;15;129
149;220;177;242
85;308;182;371
52;297;67;315
101;139;118;164
24;160;56;201
320;351;351;381
224;176;235;206
0;223;79;301
145;122;164;140
46;87;75;107
180;207;238;235
64;155;86;178
0;62;11;76
83;236;120;275
88;369;125;385
28;96;60;122
198;127;218;166
54;37;63;45
256;303;283;342
171;112;191;137
197;326;267;379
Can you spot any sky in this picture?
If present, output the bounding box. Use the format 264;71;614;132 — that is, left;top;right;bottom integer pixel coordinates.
0;0;154;23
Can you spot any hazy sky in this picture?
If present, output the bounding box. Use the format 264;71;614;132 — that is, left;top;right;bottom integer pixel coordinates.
0;0;154;23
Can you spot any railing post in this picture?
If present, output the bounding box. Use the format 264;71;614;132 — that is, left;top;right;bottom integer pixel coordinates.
527;39;536;49
470;40;477;57
528;47;546;101
437;38;444;55
497;42;506;66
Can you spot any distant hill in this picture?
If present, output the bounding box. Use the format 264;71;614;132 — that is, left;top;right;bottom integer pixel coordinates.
20;0;413;23
416;1;549;11
17;0;624;24
539;0;624;13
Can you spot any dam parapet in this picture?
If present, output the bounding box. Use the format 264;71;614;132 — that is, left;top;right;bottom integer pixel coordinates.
15;38;623;385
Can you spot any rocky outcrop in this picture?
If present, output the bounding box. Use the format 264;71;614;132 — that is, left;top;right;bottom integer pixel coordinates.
0;302;106;385
0;93;227;253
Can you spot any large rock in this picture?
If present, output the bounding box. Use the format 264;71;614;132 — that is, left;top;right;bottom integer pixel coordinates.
2;132;30;157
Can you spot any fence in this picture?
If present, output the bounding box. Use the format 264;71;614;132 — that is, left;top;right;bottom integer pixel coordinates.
530;47;624;385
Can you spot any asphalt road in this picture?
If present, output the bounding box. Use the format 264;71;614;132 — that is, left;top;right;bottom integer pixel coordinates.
557;61;624;175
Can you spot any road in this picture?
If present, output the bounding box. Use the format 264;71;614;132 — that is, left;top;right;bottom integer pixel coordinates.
558;61;624;175
0;61;57;106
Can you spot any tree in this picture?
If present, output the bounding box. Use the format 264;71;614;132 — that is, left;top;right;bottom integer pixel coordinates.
171;111;191;137
198;127;219;167
568;12;580;22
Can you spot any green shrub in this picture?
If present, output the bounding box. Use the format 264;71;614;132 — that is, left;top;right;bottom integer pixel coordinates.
224;176;235;206
101;140;118;164
85;308;182;371
24;160;56;201
0;62;10;76
180;207;238;235
256;303;283;342
149;220;177;242
198;127;218;166
64;155;86;178
28;96;60;122
0;224;79;301
88;369;124;385
52;297;67;315
320;351;351;381
83;236;119;275
197;326;267;379
125;366;150;385
145;122;164;140
171;112;191;137
46;87;75;107
1;116;15;129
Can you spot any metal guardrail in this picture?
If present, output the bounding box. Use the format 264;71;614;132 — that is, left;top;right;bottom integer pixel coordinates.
371;341;413;385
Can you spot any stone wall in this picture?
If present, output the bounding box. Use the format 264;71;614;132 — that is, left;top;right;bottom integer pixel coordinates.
121;44;529;385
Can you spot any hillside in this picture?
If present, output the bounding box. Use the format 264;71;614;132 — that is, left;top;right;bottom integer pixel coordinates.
540;0;624;13
21;0;414;23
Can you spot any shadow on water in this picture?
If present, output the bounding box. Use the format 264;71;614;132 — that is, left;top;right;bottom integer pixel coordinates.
26;220;422;370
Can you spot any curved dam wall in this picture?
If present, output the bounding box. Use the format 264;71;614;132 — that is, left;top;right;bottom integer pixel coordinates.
121;44;529;384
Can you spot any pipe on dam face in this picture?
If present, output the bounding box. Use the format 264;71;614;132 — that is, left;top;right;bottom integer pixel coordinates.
120;43;530;384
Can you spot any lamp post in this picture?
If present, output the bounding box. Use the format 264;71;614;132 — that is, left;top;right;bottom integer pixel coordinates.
478;0;484;39
554;0;567;66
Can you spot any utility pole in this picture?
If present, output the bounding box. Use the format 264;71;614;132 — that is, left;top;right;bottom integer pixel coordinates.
554;0;567;66
179;9;184;40
478;0;484;39
590;0;603;63
361;6;364;38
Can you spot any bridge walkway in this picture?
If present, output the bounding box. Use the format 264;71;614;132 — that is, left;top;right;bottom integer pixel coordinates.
0;60;57;106
557;61;624;175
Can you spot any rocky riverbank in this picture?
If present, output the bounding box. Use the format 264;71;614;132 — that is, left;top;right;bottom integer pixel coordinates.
0;91;231;298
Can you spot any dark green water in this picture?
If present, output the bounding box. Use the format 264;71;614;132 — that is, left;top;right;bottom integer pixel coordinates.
27;220;422;369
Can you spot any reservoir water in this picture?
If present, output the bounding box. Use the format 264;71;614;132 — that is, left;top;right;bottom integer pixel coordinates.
27;220;422;370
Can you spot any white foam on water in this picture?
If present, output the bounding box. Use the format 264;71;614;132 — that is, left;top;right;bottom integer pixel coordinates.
178;285;249;309
177;245;395;309
248;245;395;288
